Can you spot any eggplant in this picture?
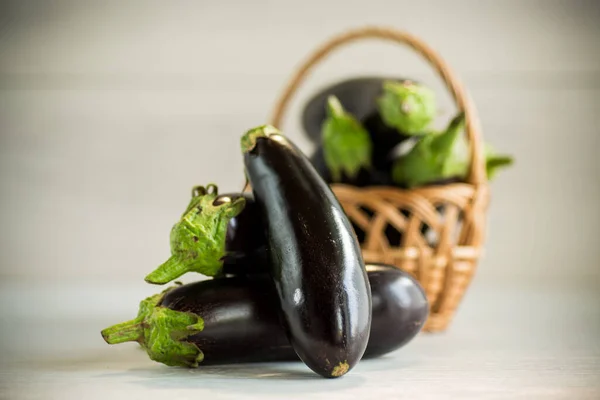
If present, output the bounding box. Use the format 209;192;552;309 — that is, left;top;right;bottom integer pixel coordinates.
362;111;413;172
391;113;514;188
302;77;403;175
241;125;371;378
144;185;267;284
392;113;468;188
356;264;428;358
309;146;393;187
303;77;437;188
301;76;406;144
101;263;429;367
320;95;373;184
215;192;268;272
377;80;436;136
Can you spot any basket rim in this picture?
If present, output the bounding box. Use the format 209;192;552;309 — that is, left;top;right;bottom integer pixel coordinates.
329;181;485;194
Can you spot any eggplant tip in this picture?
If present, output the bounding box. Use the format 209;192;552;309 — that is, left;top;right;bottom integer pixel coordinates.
330;361;350;378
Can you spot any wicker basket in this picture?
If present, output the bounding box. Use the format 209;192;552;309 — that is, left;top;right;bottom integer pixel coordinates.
269;27;490;333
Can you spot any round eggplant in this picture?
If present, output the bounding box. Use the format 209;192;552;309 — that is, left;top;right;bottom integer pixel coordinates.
101;263;428;368
241;125;371;378
144;186;267;284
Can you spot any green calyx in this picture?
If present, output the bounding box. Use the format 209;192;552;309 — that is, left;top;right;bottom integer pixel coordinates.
240;124;281;153
392;112;466;188
144;184;246;285
392;112;514;187
377;80;436;135
101;286;206;368
321;95;373;182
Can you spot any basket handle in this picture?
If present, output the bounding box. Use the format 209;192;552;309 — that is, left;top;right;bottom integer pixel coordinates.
269;26;487;186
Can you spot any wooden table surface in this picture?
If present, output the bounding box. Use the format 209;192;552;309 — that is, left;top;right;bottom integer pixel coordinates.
1;277;598;400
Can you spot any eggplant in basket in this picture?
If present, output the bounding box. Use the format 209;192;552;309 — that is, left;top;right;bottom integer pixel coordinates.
391;112;514;188
303;77;437;176
301;76;401;144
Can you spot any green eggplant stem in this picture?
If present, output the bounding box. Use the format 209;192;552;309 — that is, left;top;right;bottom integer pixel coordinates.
144;184;246;285
432;112;465;155
144;256;191;285
321;95;372;182
101;289;206;368
377;80;437;135
486;154;514;179
101;317;144;344
326;95;344;118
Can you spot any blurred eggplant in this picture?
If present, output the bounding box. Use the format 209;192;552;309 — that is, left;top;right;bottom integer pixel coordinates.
321;95;373;183
309;146;393;187
392;113;468;188
303;77;438;186
302;76;405;144
362;111;411;171
391;113;514;188
377;80;437;136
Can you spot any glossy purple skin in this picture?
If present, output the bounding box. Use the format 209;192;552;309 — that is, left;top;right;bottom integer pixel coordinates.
363;264;428;358
243;134;371;378
213;192;267;270
161;263;428;365
160;275;292;365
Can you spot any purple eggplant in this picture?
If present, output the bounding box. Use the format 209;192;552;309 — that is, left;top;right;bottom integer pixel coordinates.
241;125;371;378
101;263;428;368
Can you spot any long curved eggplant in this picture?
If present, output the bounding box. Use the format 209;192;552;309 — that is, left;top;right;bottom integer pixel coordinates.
101;264;428;368
144;186;267;284
241;125;371;378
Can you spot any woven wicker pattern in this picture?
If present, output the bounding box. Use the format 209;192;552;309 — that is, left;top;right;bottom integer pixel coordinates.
269;26;490;332
332;184;488;332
